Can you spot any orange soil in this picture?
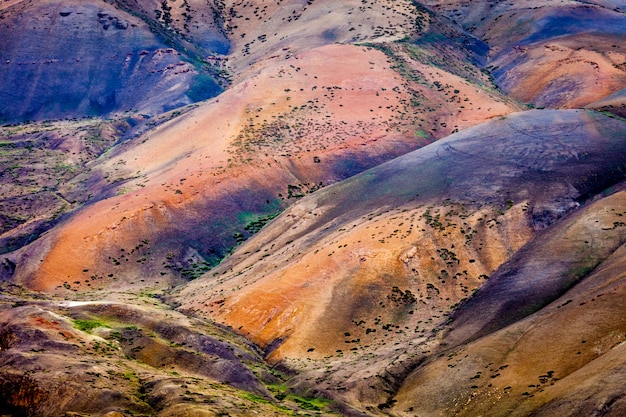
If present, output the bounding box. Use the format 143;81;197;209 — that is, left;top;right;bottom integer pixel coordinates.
183;201;533;361
18;44;416;291
498;37;626;108
22;42;519;293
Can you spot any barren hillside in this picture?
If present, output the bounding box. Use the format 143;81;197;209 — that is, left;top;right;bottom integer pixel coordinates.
1;1;626;416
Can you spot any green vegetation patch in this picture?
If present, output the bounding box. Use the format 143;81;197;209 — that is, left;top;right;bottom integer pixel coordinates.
73;318;111;333
292;395;331;411
243;211;281;233
239;392;272;404
267;384;333;413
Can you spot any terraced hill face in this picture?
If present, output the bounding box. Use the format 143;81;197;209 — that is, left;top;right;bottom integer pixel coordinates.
2;0;626;416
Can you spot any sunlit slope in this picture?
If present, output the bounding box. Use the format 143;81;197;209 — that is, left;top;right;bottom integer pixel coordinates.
424;0;626;109
392;187;626;417
218;0;425;74
179;109;626;369
3;38;517;293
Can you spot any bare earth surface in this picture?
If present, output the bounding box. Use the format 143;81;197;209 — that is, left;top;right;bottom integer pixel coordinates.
1;0;626;416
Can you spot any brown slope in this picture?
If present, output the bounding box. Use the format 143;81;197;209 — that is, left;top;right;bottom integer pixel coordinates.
0;283;346;416
3;29;517;293
218;0;426;74
177;109;626;408
424;1;626;109
391;188;626;416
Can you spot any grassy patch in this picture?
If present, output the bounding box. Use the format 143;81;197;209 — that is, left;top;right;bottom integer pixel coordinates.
292;395;331;411
243;210;281;233
239;392;272;404
73;318;110;333
414;129;428;138
267;384;332;412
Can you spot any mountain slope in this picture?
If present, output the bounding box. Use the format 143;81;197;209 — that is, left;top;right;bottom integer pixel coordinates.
2;1;626;416
392;188;626;416
2;10;520;293
0;0;226;122
425;0;626;109
177;109;626;410
0;284;350;416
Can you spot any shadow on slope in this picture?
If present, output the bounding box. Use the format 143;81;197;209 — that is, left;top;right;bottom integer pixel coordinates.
425;1;626;109
176;110;626;409
392;188;626;416
0;0;225;123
